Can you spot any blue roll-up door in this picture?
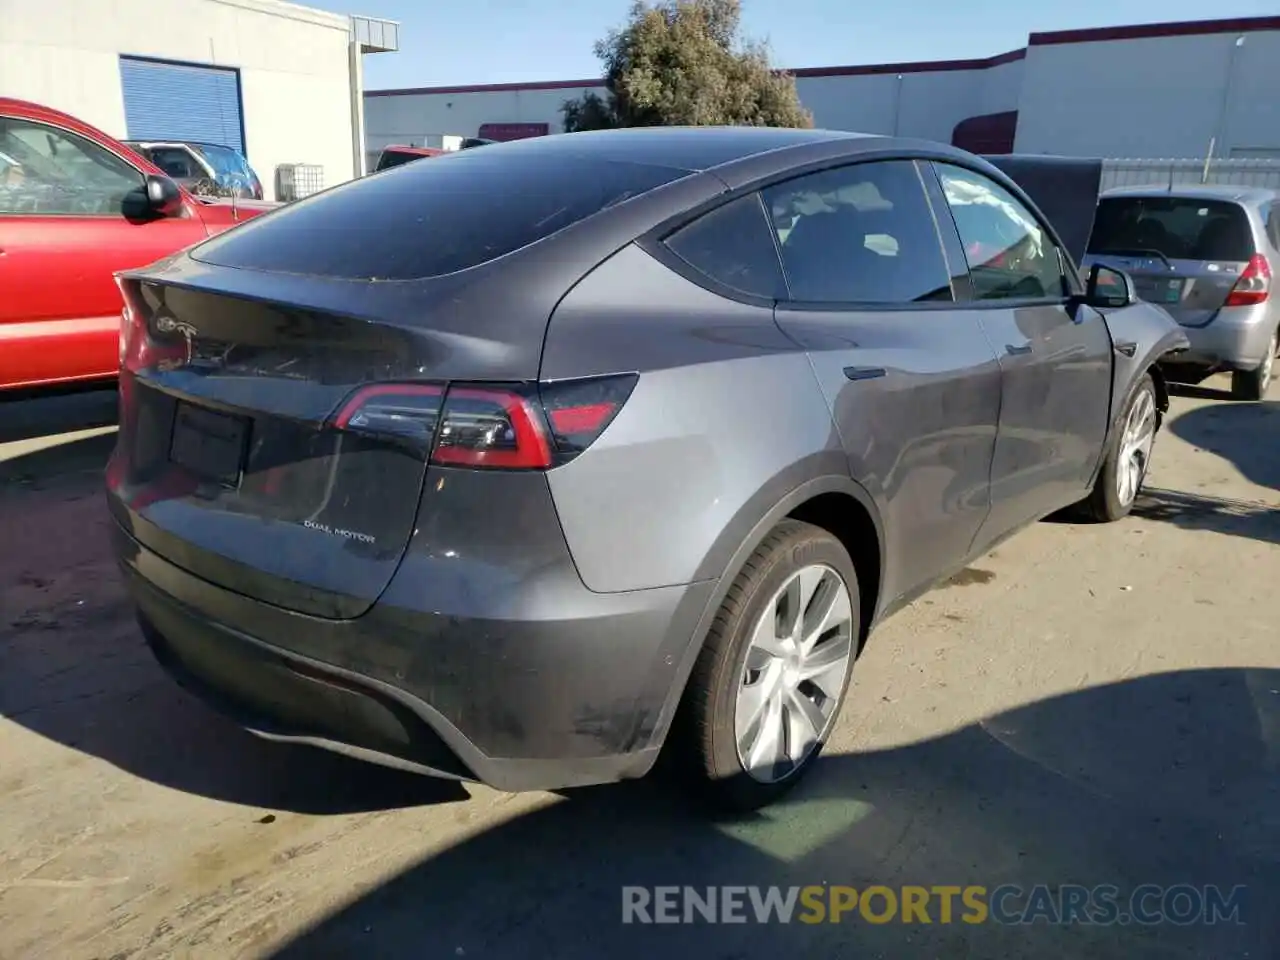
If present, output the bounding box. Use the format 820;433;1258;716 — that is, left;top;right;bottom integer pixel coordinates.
119;56;244;154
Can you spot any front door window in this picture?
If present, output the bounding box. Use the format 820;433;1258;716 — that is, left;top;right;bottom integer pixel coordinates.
0;117;143;216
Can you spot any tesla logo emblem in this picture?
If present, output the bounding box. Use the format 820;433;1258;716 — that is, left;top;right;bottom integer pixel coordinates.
154;315;198;339
153;314;197;366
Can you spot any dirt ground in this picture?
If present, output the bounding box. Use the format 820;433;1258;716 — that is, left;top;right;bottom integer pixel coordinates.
1;378;1277;960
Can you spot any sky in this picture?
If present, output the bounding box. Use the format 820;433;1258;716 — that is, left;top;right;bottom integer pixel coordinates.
316;0;1278;91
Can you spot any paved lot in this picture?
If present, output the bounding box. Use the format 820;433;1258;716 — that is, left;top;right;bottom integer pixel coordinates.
1;379;1278;959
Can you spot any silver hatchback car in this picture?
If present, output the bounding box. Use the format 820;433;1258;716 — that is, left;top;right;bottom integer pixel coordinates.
1082;184;1279;400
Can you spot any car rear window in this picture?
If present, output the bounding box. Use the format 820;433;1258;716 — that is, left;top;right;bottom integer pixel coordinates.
1088;197;1256;262
192;148;688;280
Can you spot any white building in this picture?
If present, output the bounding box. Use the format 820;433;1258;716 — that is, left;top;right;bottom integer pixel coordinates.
364;15;1280;162
0;0;399;199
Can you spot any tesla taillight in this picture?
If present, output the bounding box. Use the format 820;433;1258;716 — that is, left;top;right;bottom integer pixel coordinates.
539;373;637;461
1225;254;1271;307
332;383;445;455
431;386;553;469
115;277;147;371
332;374;637;469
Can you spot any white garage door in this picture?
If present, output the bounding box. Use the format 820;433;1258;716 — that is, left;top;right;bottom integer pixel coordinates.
119;56;245;155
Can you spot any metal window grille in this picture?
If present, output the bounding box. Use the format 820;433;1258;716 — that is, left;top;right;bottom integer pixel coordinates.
1100;158;1280;192
274;163;325;202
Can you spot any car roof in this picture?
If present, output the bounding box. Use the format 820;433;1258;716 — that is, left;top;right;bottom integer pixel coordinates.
382;145;444;155
470;125;876;173
127;139;243;153
1102;183;1278;205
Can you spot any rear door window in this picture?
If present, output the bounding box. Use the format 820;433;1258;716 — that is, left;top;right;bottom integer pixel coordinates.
148;147;202;180
762;159;954;304
1089;197;1256;262
194;148;687;279
662;194;786;300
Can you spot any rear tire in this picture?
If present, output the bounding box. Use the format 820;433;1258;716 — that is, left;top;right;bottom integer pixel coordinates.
1070;373;1159;523
1230;330;1277;401
673;520;859;812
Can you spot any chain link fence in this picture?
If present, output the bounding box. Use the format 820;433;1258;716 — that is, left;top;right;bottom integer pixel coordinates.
1100;158;1280;192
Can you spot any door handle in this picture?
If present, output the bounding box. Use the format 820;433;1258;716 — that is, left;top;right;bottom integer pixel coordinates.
1113;340;1138;358
1005;343;1033;356
843;366;887;381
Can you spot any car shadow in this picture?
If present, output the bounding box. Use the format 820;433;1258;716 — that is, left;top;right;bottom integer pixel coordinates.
1166;400;1280;491
1167;383;1235;402
264;668;1280;960
0;430;118;489
0;386;118;444
1132;487;1280;547
1;427;466;816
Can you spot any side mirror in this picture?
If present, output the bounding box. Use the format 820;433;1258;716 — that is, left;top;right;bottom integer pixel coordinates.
1084;262;1138;308
123;174;184;220
145;174;185;216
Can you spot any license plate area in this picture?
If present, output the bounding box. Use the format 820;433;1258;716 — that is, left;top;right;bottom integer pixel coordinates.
1134;276;1184;304
169;401;249;487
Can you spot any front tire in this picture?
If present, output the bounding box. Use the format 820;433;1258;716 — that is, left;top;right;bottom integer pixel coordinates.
674;520;859;812
1072;373;1159;523
1230;329;1277;401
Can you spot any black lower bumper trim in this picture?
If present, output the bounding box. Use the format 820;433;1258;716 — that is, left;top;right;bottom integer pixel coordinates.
139;611;475;781
126;562;663;793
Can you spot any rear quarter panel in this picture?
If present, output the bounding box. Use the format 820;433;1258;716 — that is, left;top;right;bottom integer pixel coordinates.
541;243;845;594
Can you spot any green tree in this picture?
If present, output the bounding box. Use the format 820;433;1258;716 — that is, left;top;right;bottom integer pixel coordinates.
561;0;812;132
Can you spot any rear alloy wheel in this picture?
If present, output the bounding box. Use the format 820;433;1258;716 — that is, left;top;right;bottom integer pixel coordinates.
675;520;858;811
1071;373;1159;523
1231;330;1277;401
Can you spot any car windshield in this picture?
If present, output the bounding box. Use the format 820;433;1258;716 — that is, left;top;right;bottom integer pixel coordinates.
1088;197;1255;262
195;144;247;178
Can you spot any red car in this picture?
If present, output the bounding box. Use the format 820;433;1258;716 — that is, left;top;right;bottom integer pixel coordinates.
372;144;446;172
0;98;277;391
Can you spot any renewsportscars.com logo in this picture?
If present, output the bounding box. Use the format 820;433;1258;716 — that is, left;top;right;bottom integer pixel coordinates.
622;884;1247;926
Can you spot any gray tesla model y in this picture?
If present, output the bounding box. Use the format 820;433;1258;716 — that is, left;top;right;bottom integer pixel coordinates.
107;127;1187;810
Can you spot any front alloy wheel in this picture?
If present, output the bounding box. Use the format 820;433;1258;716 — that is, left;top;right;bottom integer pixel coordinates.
1070;372;1159;523
1115;385;1157;508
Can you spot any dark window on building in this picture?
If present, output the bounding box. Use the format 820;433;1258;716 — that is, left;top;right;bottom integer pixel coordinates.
762;160;954;305
193;148;688;280
663;194;786;299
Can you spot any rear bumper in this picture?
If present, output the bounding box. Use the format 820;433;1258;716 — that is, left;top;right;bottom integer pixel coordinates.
113;518;716;793
1165;304;1277;371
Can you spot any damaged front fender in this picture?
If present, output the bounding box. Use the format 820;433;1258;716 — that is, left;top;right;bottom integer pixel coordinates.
1103;301;1191;429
